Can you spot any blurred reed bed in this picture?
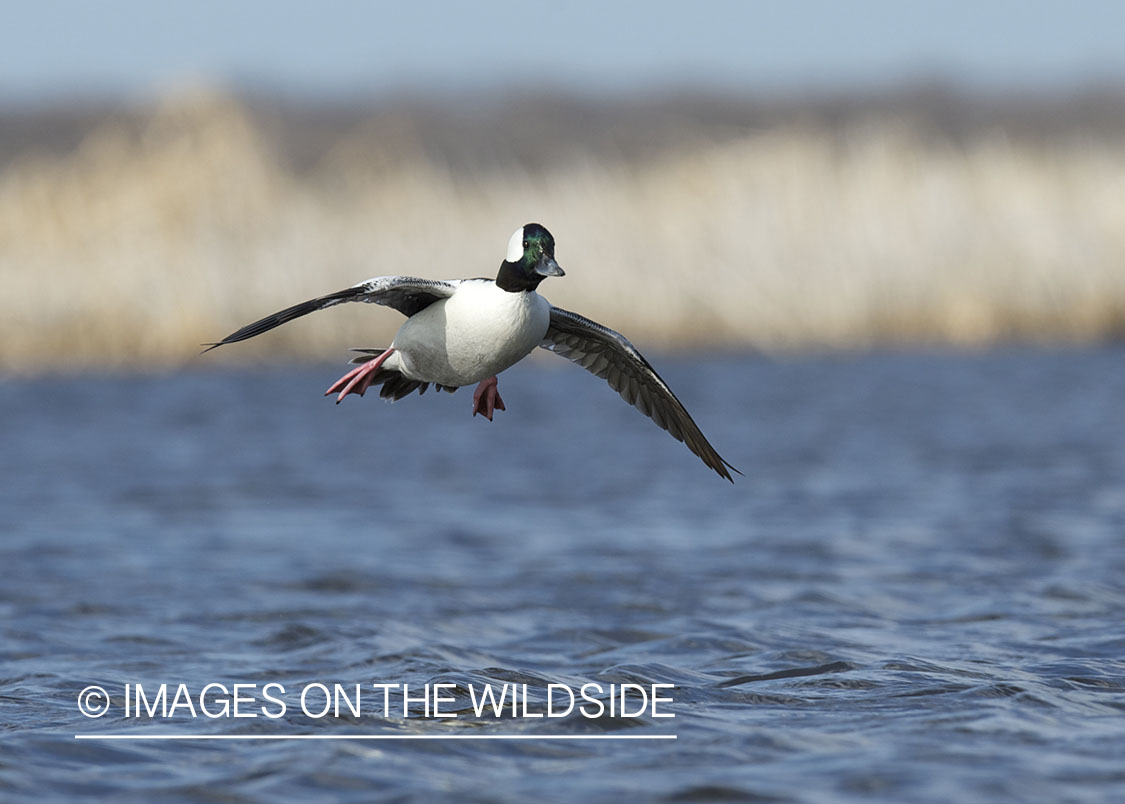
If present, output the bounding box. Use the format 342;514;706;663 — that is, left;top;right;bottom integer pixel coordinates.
0;89;1123;373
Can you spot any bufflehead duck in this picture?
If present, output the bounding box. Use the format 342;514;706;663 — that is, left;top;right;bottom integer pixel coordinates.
205;224;738;480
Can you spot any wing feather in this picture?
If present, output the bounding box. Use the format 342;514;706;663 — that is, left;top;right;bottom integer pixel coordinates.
540;307;739;481
202;277;460;352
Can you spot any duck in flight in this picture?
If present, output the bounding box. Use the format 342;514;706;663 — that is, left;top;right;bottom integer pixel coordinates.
204;224;738;481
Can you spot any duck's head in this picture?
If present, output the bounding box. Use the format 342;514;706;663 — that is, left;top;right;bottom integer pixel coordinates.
496;223;564;292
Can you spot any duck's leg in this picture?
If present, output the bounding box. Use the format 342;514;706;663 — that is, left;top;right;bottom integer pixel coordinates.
325;348;396;404
471;376;506;421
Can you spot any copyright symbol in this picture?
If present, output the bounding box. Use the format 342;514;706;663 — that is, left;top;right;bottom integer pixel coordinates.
78;686;111;718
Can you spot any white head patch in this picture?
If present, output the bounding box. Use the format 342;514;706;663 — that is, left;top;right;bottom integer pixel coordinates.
506;226;525;263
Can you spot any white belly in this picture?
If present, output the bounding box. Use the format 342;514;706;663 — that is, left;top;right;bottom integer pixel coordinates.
388;281;551;387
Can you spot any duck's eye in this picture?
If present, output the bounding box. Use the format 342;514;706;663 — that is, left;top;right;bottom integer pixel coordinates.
523;240;528;249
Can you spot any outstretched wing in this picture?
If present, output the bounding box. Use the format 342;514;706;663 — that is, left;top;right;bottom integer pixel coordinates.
539;307;739;482
202;276;461;352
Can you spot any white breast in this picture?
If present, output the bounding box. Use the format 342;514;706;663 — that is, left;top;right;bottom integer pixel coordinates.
390;281;551;387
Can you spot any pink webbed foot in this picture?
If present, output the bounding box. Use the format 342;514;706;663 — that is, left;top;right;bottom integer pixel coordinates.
324;348;395;404
471;376;506;421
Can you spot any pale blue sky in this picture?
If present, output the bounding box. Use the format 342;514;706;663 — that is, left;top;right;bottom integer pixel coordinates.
2;0;1123;103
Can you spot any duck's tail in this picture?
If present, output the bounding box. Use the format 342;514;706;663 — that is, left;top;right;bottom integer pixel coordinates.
343;348;459;401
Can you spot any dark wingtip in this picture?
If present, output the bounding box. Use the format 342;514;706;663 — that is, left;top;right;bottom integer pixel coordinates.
199;285;368;358
705;455;741;483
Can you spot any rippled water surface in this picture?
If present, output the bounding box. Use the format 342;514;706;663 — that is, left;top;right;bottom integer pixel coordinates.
2;348;1124;802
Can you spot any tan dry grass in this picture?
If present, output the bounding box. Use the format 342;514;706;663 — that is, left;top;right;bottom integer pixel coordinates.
1;90;1123;373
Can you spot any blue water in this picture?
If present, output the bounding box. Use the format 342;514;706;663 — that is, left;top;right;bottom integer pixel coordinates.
2;347;1124;802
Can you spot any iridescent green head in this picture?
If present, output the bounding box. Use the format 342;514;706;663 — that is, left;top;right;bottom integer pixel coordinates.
497;223;564;292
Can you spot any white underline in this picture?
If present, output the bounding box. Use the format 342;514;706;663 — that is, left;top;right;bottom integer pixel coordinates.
75;733;677;741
